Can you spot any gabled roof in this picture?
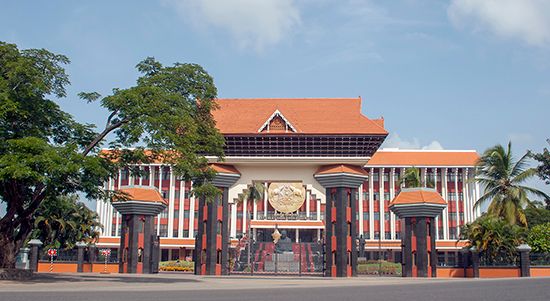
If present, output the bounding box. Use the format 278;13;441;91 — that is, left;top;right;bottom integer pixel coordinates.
258;109;297;133
389;188;446;206
209;163;240;175
315;164;368;176
212;98;387;135
366;149;479;167
115;186;167;205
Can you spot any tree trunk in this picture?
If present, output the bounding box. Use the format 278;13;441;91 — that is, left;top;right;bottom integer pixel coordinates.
0;231;18;268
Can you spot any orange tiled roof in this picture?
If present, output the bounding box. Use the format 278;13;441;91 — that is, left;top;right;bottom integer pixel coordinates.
209;163;240;174
389;188;446;206
366;150;479;167
212;98;387;135
315;164;369;176
116;187;167;205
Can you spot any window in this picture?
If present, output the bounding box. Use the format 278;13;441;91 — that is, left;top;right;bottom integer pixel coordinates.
159;208;168;219
184;211;190;219
449;212;457;221
458;192;464;201
162;167;170;180
173;209;179;219
121;169;128;180
384;193;390;201
362;192;368;200
159;224;168;237
162;190;168;199
374;212;380;220
382;173;389;182
363;212;369;220
395;232;401;240
142;169;150;180
449;227;457;239
384;212;390;221
373;193;379;201
183;230;189;237
175;189;181;200
385;232;391;239
374;232;380;239
363;232;370;239
372;173;379;182
173;229;179;238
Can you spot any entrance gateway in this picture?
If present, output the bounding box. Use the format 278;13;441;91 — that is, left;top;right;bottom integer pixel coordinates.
96;98;481;277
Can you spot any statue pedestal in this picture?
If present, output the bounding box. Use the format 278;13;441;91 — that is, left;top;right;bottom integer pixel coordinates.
265;252;299;272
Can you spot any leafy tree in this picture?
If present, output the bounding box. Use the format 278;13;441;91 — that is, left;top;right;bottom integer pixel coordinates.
475;142;549;226
530;140;550;189
527;222;550;253
525;201;550;228
0;42;224;268
460;215;526;264
30;195;101;250
399;167;434;188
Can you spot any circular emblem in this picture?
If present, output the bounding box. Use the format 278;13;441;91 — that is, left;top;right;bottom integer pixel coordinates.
268;182;305;213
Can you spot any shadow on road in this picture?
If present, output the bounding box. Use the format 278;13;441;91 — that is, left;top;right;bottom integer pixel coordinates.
20;273;200;285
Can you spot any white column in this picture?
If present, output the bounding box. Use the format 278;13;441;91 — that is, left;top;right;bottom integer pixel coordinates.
389;168;396;240
368;168;374;240
264;182;268;217
454;168;460;236
442;168;449;240
434;168;439;240
178;180;184;238
358;184;364;235
243;198;248;235
167;167;175;238
379;168;385;239
475;181;482;218
189;181;195;238
295;228;299;243
112;177;120;237
316;199;321;221
157;166;162;236
462;168;470;224
420;167;427;187
139;166;143;186
97;182;105;236
306;189;311;218
253;191;258;220
230;202;237;238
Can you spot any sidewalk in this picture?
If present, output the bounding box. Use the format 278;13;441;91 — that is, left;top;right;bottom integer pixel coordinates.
0;272;523;293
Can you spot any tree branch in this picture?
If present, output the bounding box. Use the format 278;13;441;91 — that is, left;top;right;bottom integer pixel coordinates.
82;117;128;157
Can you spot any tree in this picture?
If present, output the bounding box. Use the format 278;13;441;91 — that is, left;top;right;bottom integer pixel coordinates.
531;139;550;189
460;214;526;264
527;222;550;253
525;201;550;228
0;42;224;268
30;195;101;250
475;142;549;226
399;167;434;188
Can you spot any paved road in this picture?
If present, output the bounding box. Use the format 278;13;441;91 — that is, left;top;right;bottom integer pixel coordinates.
1;273;549;301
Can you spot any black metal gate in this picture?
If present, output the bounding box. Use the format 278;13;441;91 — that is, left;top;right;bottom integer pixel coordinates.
230;240;324;276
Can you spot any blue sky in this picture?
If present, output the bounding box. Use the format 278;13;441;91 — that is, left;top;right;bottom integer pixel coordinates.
1;0;549;209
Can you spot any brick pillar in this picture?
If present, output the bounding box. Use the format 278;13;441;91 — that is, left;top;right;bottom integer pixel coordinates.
76;242;86;273
470;247;479;278
27;239;43;272
517;244;531;277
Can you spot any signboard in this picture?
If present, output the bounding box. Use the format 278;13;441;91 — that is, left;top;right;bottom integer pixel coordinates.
47;248;57;257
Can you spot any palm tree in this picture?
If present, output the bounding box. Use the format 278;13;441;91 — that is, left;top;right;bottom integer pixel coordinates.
475;142;550;226
236;182;265;271
400;167;435;188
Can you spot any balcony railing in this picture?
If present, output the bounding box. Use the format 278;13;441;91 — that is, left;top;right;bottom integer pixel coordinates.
254;211;321;221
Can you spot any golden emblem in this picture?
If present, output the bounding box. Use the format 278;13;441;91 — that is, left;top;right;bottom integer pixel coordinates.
268;182;305;213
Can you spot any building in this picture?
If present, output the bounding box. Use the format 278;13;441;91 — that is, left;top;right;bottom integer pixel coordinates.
95;98;480;270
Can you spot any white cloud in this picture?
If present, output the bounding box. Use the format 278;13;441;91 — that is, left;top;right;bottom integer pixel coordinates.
448;0;550;47
164;0;300;52
382;133;444;150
